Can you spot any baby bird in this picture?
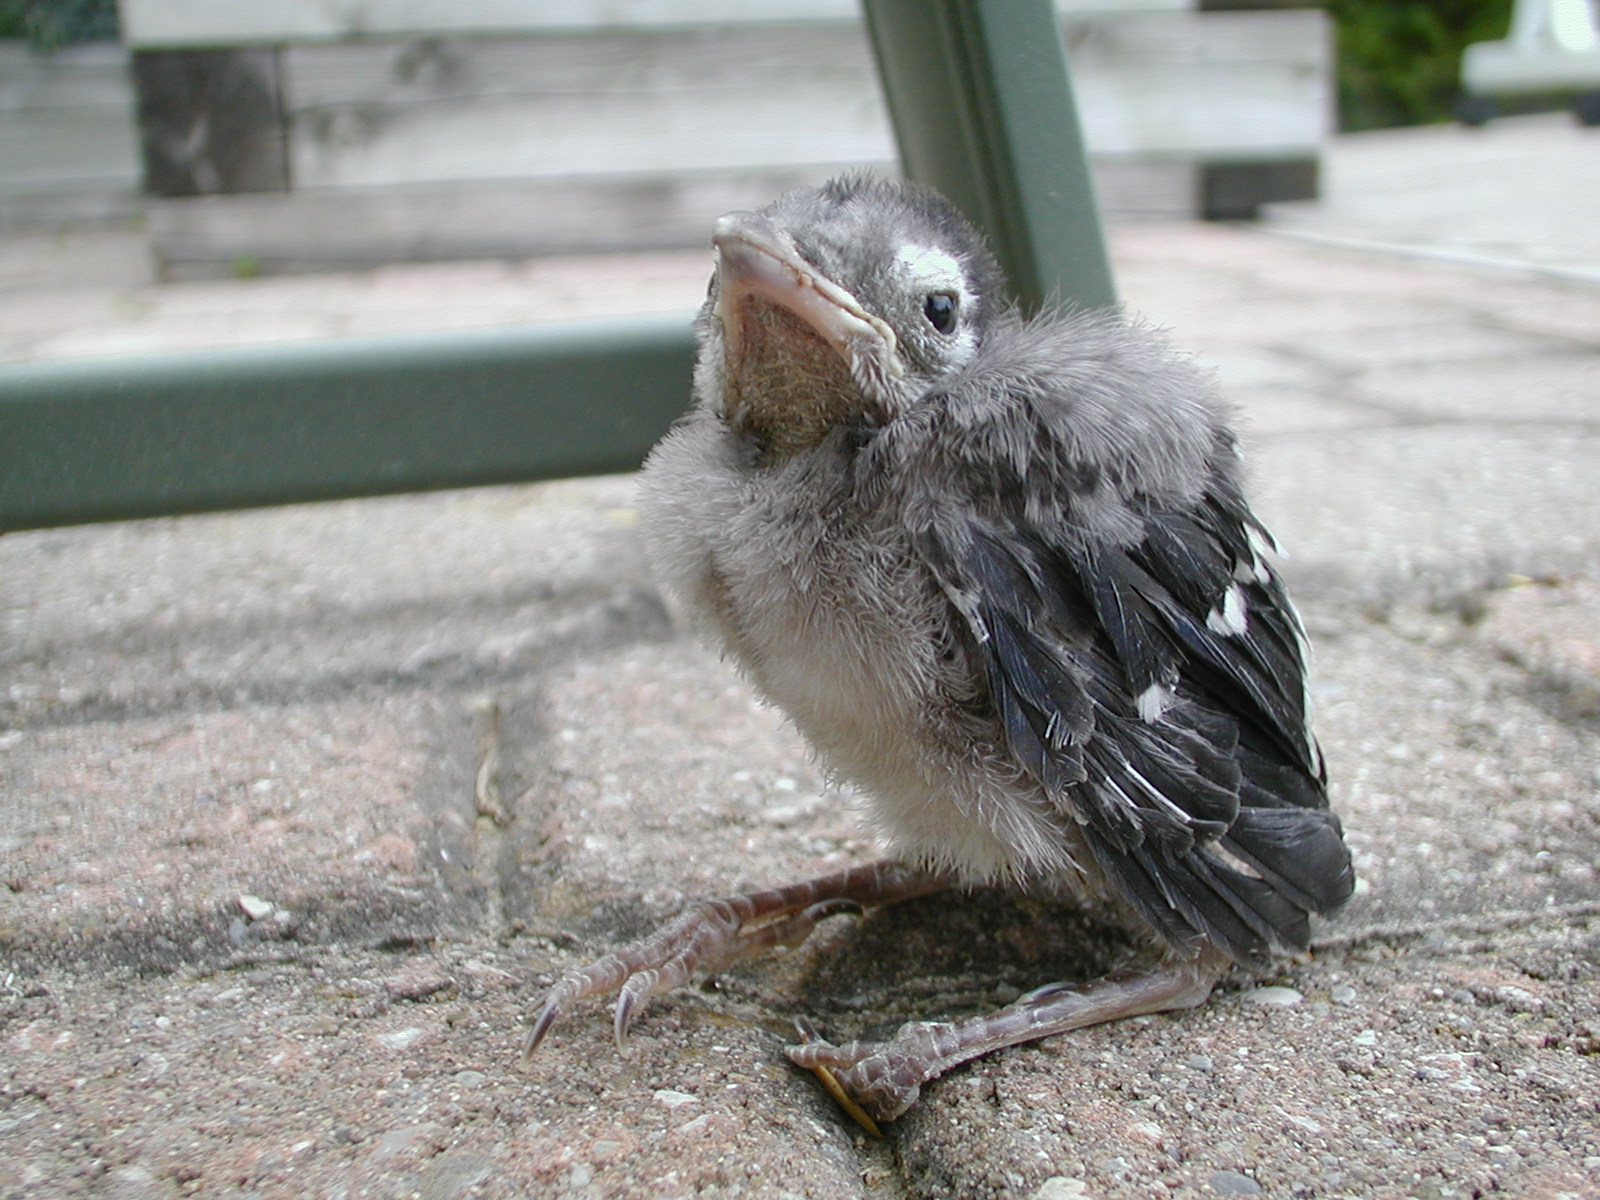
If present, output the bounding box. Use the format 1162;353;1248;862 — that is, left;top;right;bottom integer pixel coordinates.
525;175;1354;1127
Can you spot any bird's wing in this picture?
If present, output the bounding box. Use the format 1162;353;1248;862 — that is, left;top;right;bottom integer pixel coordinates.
917;484;1353;963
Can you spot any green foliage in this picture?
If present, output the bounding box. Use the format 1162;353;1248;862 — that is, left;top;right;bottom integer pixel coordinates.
0;0;119;50
1328;0;1514;130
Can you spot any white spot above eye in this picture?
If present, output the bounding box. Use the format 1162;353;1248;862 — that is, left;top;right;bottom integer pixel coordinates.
894;244;968;293
1206;584;1248;637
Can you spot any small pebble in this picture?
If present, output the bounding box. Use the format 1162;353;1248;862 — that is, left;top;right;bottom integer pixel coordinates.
237;895;275;921
382;968;453;1002
1034;1180;1090;1200
1127;1119;1164;1145
1330;985;1357;1005
1495;985;1543;1013
377;1027;427;1051
1208;1169;1263;1196
369;1123;446;1161
1185;1054;1215;1072
653;1088;700;1108
1241;985;1303;1008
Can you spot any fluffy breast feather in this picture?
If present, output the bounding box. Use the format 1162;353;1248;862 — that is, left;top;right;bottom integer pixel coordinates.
638;410;1094;884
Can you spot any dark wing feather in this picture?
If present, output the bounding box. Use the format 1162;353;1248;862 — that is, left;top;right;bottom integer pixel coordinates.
921;491;1354;964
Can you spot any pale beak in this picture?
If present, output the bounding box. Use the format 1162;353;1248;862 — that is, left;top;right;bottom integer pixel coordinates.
711;211;904;382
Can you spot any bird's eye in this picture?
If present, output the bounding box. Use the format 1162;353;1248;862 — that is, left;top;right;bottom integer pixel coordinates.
923;292;959;335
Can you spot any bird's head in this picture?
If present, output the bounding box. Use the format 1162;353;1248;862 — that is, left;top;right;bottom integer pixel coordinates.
695;175;1008;461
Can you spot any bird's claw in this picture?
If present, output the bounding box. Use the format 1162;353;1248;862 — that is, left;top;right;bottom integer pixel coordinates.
522;918;725;1061
521;970;623;1062
522;893;862;1062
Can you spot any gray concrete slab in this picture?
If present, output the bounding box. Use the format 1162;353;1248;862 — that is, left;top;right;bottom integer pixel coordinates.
1262;113;1600;284
3;124;1600;1197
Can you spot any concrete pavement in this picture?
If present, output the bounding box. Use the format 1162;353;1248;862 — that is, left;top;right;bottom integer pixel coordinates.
2;120;1599;1198
1263;112;1600;285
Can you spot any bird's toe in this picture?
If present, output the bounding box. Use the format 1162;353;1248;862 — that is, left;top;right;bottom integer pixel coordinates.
787;1021;927;1127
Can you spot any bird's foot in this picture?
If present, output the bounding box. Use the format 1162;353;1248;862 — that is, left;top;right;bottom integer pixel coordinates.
787;959;1226;1127
523;895;857;1058
521;861;948;1060
788;1018;944;1128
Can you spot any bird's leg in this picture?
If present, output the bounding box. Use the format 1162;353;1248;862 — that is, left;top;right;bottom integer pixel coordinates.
522;859;950;1059
788;953;1229;1124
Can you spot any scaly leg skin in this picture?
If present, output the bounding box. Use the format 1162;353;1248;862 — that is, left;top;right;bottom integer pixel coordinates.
522;860;950;1060
787;954;1229;1125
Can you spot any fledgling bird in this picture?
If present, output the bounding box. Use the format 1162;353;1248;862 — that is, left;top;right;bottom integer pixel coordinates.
525;175;1354;1126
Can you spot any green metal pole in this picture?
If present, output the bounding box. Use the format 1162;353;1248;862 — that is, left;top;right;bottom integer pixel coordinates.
0;314;695;532
861;0;1117;314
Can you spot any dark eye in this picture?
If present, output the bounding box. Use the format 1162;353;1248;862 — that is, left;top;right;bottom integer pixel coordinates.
923;292;959;335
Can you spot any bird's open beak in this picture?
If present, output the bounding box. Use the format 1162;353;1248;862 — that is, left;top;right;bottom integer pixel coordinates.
712;212;904;382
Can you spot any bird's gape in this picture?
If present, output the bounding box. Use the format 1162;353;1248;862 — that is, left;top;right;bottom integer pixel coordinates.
723;297;887;462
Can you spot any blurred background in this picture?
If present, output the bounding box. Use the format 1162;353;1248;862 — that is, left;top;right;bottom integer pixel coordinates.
4;0;1589;283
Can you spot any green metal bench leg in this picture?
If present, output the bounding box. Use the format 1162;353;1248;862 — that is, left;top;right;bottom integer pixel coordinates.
0;317;695;532
861;0;1117;314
